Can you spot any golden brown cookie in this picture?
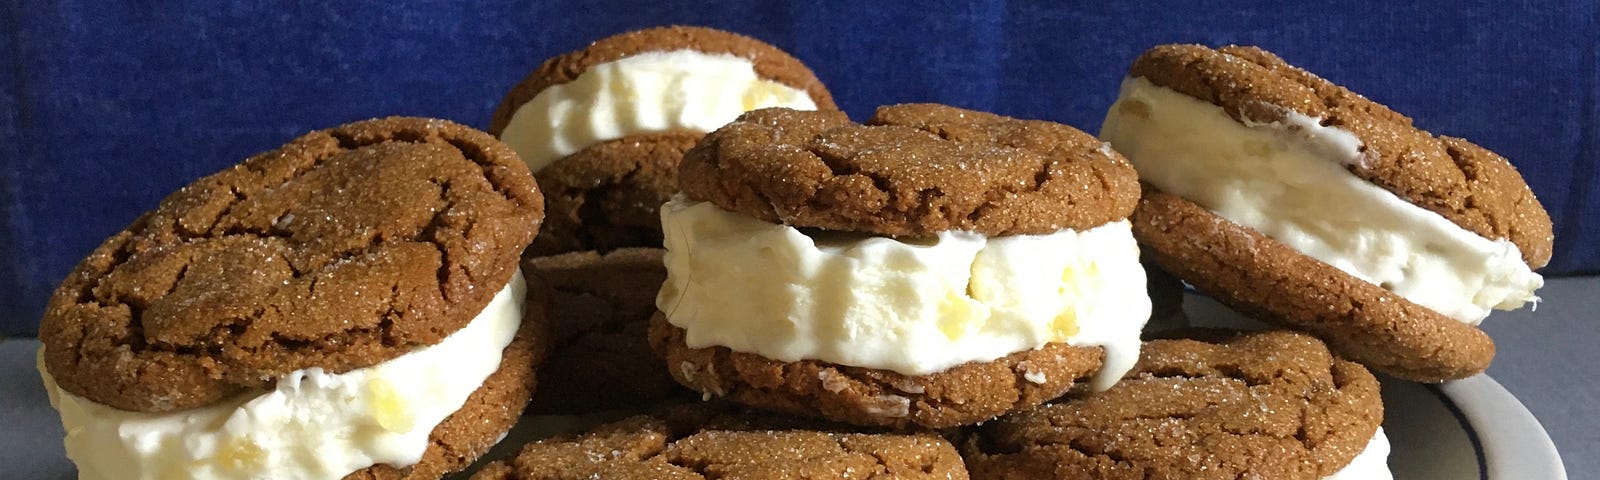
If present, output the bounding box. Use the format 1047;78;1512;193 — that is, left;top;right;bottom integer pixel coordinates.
680;104;1141;237
469;404;969;480
523;248;687;413
1108;44;1550;382
650;315;1104;430
962;330;1384;480
39;116;544;412
491;25;838;256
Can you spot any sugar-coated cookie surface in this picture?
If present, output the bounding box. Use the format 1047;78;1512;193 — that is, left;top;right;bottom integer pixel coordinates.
679;104;1140;237
39;117;543;413
470;404;969;480
962;330;1384;480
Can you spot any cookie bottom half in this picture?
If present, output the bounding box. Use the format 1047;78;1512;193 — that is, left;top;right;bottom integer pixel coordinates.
649;315;1104;429
1131;187;1494;382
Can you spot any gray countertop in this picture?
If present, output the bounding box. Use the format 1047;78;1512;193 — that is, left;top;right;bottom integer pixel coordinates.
3;277;1595;479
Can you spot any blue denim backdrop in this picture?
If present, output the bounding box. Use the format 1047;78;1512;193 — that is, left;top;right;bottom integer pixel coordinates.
3;0;1596;335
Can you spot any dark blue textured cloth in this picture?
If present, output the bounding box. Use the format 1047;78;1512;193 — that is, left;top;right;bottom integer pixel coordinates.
3;1;1596;335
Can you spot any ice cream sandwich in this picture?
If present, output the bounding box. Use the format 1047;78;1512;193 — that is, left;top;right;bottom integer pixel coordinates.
1100;44;1553;382
38;117;547;480
489;25;837;256
650;104;1151;428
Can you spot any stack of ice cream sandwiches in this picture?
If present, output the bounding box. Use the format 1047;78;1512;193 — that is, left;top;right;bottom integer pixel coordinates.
37;26;1551;480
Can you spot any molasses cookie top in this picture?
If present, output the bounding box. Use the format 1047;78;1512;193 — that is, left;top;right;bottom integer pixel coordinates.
488;25;838;137
39;117;543;412
678;104;1141;237
964;330;1385;479
1126;44;1552;267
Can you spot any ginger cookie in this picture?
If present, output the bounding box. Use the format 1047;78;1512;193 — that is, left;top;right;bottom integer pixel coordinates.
37;117;546;480
470;404;969;480
962;330;1389;480
654;104;1151;428
679;105;1138;237
523;248;687;413
490;25;837;256
1100;44;1551;382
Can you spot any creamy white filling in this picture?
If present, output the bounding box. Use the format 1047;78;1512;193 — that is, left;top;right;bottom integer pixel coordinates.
499;49;818;172
656;196;1150;390
1100;77;1542;324
1324;428;1393;480
42;271;526;480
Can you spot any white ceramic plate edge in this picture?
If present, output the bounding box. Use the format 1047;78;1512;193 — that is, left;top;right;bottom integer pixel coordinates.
1441;375;1567;480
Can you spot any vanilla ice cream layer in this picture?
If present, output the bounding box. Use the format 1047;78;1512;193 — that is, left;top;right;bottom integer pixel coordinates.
42;271;526;480
656;197;1150;391
499;49;818;172
1324;428;1393;480
1100;77;1541;324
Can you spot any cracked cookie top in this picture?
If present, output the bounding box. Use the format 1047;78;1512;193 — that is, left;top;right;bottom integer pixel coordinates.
678;104;1141;237
962;329;1383;480
39;117;544;412
1128;44;1553;268
470;404;970;480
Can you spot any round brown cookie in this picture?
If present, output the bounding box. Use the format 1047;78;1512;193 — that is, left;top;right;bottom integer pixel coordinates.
38;116;544;412
1126;43;1553;267
488;25;837;136
469;404;969;480
345;296;547;480
1134;187;1495;382
678;104;1140;237
962;329;1383;480
524;133;697;256
523;248;687;413
649;315;1105;429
